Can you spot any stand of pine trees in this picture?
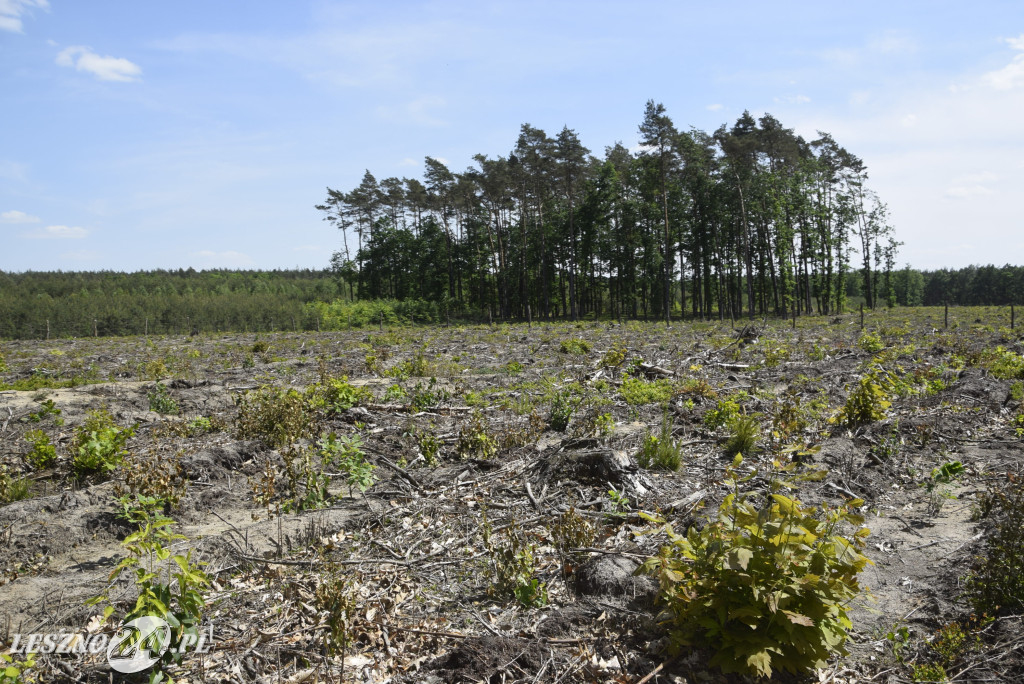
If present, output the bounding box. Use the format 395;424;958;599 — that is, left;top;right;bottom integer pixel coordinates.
318;105;901;322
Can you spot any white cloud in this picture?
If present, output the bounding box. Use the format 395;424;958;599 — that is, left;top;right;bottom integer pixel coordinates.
0;0;48;33
398;157;419;167
56;45;142;82
24;224;89;239
0;160;28;181
192;250;254;267
706;103;723;111
1;210;40;223
982;35;1024;90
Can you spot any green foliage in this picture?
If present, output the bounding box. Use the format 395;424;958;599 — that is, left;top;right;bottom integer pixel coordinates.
234;386;311;448
559;338;591;355
115;451;188;514
987;346;1024;380
620;376;674;406
724;414;760;457
148;382;179;415
836;371;891;427
1010;381;1024;402
319;433;376;496
858;331;885;354
593;412;615;437
457;411;498;459
550;507;596;561
600;344;627;368
23;399;61;423
305;297;442;328
315;572;358;656
416;430;441;465
704;397;742;430
186;416;214;436
71;410;136;479
0;651;36;683
548;389;580;432
0;466;32;504
23;429;56;470
314;376;373;414
641;457;872;678
504;360;524;376
965;474;1024;616
923;460;965;515
637;414;683;471
90;507;209;683
482;515;548;608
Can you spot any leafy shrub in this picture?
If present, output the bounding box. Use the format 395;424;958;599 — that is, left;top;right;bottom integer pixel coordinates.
600;344;627;368
987;346;1024;380
24;399;61;423
620;377;674;406
859;331;885;354
548;389;580;432
234;386;311;448
71;410;136;479
641;457;872;678
147;382;179;415
251;339;270;354
637;414;683;471
23;429;56;470
482;516;548;608
836;371;891;427
115;451;188;513
0;651;36;683
319;433;376;496
0;466;32;504
186;416;215;436
0;347;6;373
314;377;373;414
704;397;741;430
559;338;591;355
504;361;524;376
724;414;760;457
89;508;209;682
966;474;1024;616
457;411;498;459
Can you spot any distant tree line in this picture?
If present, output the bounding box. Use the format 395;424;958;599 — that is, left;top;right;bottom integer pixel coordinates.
891;264;1024;307
318;103;901;322
0;269;341;339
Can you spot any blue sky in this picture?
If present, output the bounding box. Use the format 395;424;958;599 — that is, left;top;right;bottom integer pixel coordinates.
1;0;1022;272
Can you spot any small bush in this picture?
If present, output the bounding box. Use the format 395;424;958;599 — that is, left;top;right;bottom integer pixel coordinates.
0;466;32;504
600;344;627;368
548;390;580;432
988;346;1024;380
559;338;592;355
704;397;742;430
620;377;674;406
457;411;498;460
319;433;376;496
24;429;56;470
637;414;683;471
965;474;1024;616
147;382;179;415
234;386;311;448
859;331;885;354
642;457;872;678
724;414;760;457
71;410;136;479
314;377;373;414
482;516;548;608
836;371;891;427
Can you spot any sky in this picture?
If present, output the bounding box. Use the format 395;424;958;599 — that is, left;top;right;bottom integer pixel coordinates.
1;0;1022;273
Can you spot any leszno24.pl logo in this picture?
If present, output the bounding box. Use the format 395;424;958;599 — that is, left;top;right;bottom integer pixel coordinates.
8;617;213;674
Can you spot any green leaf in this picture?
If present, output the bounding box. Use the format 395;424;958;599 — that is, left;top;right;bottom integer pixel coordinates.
726;547;753;571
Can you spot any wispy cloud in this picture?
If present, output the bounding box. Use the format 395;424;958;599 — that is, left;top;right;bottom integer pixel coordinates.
1;210;40;223
984;34;1024;90
376;95;448;127
706;103;723;111
24;224;89;239
0;0;48;33
56;45;142;82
